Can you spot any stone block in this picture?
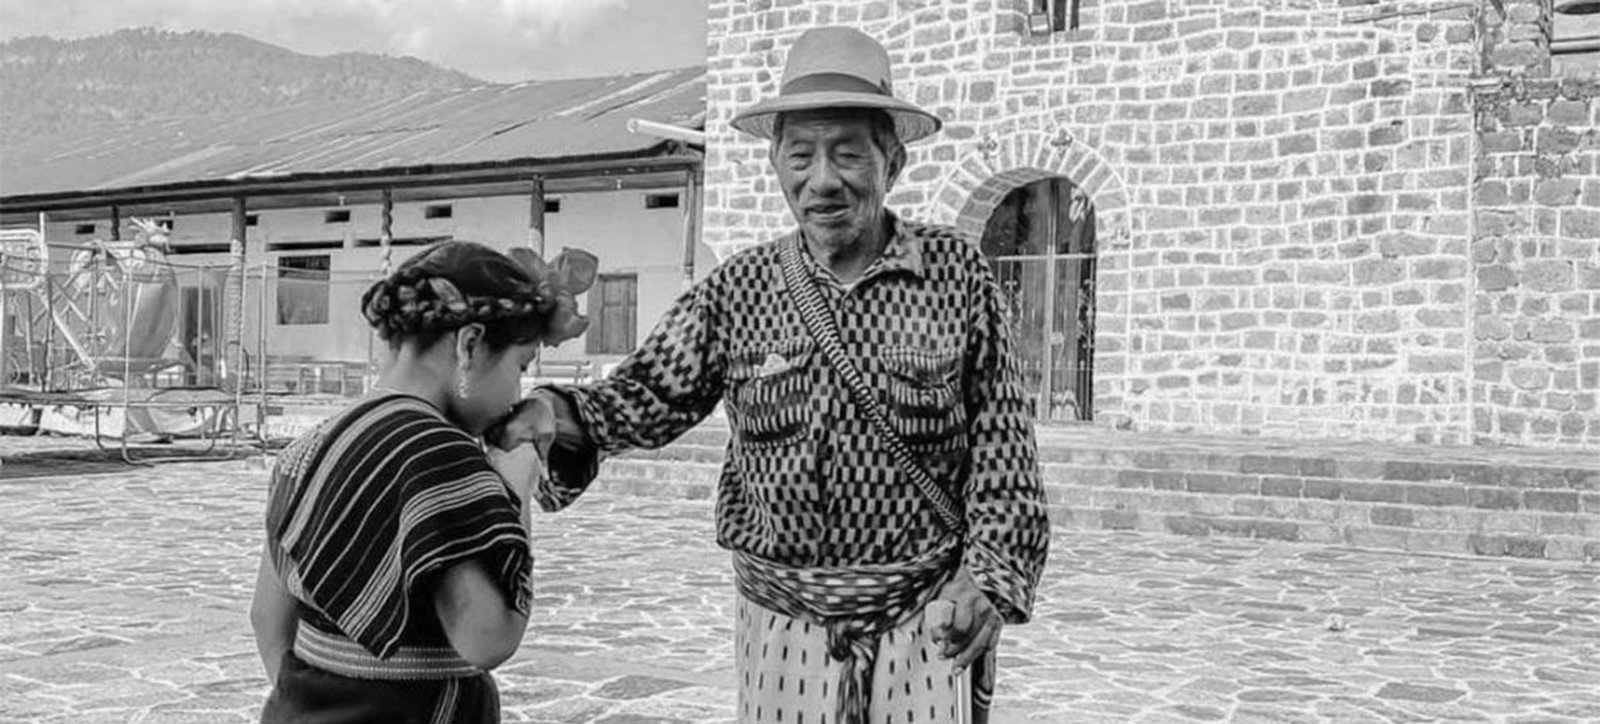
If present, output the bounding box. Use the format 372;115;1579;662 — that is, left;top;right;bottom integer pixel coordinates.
1115;469;1155;489
1261;476;1303;497
1299;263;1350;285
1102;508;1140;530
1186;473;1259;496
1478;131;1523;154
1221;312;1258;331
1210;268;1257;286
1354;258;1405;285
1544;537;1590;561
1524;261;1575;292
1529;320;1574;343
1475;181;1511;206
1341;481;1406;503
1477;265;1517;291
1580;262;1600;290
1152;470;1190;493
1409;354;1463;374
1504;536;1548;558
1417;308;1464;328
1304;478;1342;500
1524;491;1580;513
1165;516;1212;537
1537;127;1583;156
1413;259;1467;280
1533;179;1581;207
1482;509;1542;534
1371;506;1415;527
967;80;995;103
1406;484;1469;507
1505;104;1545;127
1250;520;1301;541
1477;316;1513;340
1368;123;1405;146
1537;514;1588;537
1469;532;1510;557
1509;365;1551;391
1547;100;1590;127
1566;207;1600;240
1407;530;1469;556
1358;311;1401;334
1347;526;1410;551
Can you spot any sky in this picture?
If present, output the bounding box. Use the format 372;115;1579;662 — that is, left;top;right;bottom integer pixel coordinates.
0;0;708;83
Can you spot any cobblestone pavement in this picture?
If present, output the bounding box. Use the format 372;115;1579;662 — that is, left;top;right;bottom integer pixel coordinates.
1;450;1598;723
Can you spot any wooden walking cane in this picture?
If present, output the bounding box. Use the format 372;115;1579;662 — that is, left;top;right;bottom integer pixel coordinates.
925;600;972;724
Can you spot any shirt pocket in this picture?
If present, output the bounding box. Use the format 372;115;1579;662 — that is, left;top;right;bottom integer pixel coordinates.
726;338;814;448
878;346;965;448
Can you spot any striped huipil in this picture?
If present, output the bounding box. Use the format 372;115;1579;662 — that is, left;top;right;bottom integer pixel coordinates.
261;394;532;724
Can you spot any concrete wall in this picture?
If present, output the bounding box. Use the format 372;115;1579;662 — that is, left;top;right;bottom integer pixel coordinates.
32;188;716;367
704;0;1599;450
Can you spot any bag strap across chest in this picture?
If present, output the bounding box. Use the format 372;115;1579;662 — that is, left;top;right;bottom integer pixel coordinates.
778;237;966;535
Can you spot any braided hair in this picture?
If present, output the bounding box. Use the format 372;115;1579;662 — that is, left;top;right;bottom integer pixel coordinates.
361;241;557;351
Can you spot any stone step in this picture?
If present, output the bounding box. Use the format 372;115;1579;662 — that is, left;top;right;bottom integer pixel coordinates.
598;423;1600;562
628;424;1596;489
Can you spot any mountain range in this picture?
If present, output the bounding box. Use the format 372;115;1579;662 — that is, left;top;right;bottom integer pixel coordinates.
0;28;491;146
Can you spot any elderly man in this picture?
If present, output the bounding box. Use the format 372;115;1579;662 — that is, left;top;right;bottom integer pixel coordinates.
512;25;1049;724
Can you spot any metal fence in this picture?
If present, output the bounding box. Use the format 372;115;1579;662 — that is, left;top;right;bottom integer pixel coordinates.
991;253;1096;423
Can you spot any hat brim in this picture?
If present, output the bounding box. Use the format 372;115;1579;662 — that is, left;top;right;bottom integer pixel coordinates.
730;92;942;144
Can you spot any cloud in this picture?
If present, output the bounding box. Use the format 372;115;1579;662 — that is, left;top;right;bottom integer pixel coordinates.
0;0;639;82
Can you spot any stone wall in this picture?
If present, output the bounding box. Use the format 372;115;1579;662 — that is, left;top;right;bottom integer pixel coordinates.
1471;0;1600;448
704;0;1599;450
602;424;1600;561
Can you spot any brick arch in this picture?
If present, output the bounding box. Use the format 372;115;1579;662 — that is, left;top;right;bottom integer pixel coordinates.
923;128;1131;245
921;127;1133;422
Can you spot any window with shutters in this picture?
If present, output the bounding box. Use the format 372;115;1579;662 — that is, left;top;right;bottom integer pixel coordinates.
586;274;637;355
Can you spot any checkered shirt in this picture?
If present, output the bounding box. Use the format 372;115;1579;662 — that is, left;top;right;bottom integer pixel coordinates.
545;215;1050;623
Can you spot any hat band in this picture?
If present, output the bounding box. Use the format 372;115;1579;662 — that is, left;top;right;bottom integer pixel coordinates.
780;72;892;98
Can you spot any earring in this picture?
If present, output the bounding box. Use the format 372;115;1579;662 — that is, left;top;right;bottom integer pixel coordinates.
456;371;472;401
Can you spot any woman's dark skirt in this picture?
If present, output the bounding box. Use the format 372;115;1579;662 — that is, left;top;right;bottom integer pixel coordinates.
261;651;500;724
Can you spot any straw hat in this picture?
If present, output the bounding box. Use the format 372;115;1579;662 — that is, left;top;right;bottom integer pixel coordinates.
729;26;942;144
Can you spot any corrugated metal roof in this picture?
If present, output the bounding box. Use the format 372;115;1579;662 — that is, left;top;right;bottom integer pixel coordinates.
0;66;706;200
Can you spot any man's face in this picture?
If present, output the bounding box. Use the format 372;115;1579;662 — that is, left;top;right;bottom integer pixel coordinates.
771;110;902;252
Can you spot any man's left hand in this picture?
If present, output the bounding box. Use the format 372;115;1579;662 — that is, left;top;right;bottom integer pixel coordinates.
929;566;1002;674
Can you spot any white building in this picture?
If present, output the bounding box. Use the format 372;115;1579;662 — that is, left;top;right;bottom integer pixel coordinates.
1;68;711;391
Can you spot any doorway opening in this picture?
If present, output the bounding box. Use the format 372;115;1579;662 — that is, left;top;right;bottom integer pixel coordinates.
979;176;1096;422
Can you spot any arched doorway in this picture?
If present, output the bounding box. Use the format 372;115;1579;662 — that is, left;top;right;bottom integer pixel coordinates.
979;177;1095;422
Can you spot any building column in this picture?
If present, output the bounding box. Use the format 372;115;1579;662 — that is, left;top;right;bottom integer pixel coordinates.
681;168;702;290
380;187;394;276
225;197;247;390
109;205;120;241
529;176;546;257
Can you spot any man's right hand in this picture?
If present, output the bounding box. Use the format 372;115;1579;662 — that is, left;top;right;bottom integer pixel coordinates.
486;442;544;514
486;391;559;458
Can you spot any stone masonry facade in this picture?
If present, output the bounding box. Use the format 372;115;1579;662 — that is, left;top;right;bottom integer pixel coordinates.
702;0;1600;451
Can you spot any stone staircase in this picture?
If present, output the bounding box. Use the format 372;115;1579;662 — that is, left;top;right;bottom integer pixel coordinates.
593;421;1600;561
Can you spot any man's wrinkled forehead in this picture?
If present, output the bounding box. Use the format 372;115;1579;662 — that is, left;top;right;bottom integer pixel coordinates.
772;108;896;150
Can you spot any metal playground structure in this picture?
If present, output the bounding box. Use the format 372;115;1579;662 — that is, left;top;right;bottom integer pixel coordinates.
0;220;388;463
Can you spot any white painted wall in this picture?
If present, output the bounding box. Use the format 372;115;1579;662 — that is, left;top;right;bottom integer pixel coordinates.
30;187;716;371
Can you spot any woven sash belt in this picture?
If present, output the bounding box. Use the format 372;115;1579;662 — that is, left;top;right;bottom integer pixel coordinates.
733;539;960;724
294;625;481;681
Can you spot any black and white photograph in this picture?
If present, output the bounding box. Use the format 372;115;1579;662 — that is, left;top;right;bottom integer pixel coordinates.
1;1;1598;722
